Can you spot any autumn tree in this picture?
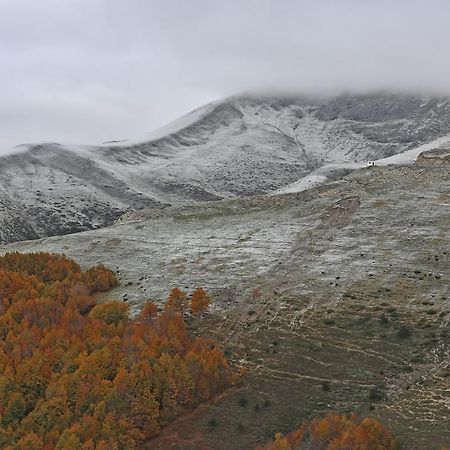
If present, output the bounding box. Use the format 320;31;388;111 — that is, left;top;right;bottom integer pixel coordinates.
89;301;129;325
137;301;159;321
164;287;188;314
190;287;211;315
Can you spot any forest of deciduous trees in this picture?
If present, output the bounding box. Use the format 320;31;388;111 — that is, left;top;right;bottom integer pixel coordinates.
0;252;235;449
256;413;399;450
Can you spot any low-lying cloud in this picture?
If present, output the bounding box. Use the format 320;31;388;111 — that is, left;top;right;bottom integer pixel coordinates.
1;0;450;150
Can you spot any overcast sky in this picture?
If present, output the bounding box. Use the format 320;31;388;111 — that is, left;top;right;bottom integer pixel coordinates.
1;0;450;150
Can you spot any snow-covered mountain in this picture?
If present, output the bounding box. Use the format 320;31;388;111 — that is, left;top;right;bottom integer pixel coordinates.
1;92;450;244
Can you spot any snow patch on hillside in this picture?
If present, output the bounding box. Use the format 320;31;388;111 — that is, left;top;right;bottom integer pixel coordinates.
277;134;450;194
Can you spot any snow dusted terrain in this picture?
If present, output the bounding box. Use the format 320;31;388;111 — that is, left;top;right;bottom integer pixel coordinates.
1;92;450;244
276;134;450;194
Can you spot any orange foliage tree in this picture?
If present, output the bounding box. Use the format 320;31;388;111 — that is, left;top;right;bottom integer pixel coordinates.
190;287;211;315
256;413;398;450
164;287;188;314
0;252;235;450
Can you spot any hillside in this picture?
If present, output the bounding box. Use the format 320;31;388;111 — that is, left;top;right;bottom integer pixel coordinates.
2;93;450;244
2;159;449;449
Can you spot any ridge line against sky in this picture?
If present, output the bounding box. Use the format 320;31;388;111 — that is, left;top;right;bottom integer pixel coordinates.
1;0;450;150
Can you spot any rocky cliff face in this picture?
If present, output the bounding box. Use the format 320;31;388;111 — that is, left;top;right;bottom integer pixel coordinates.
1;92;450;244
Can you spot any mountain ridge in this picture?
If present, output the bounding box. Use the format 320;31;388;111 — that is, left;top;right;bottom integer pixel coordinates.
2;92;450;244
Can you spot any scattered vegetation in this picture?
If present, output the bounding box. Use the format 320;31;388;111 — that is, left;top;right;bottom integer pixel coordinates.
368;385;386;402
0;252;235;449
238;395;249;408
208;417;218;429
396;325;412;339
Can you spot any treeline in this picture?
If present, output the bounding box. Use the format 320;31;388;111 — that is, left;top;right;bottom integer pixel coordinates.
0;252;235;449
257;413;398;450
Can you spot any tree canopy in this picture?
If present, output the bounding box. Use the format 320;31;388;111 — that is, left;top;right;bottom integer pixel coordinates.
0;252;235;450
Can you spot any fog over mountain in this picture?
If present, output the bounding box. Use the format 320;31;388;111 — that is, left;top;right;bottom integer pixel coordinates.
2;0;450;150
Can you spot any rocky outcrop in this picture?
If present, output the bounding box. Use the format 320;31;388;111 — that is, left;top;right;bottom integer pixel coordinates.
416;148;450;165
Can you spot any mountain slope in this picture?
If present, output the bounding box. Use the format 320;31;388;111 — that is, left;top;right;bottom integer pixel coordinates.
2;161;448;449
2;92;450;244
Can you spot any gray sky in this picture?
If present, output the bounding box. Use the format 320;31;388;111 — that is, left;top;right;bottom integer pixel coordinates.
1;0;450;150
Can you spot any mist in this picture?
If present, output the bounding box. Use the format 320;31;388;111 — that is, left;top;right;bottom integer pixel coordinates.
1;0;450;150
